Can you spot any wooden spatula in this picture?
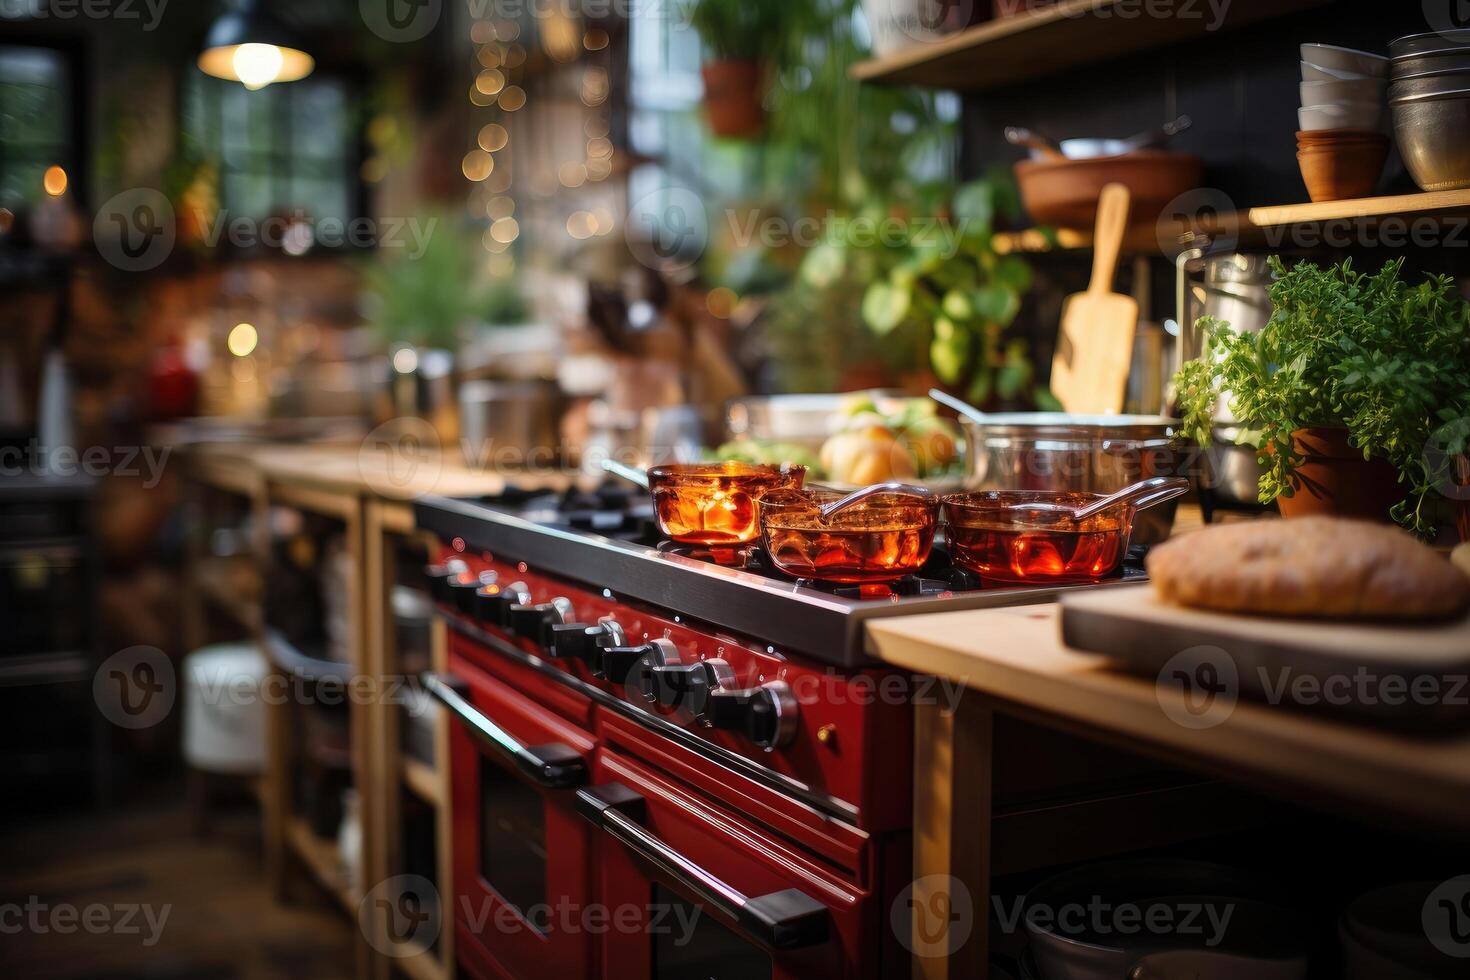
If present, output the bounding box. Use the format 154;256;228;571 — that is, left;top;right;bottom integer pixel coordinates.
1050;183;1136;415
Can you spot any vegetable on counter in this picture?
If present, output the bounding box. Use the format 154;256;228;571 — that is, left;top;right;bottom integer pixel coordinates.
819;395;960;485
713;395;961;484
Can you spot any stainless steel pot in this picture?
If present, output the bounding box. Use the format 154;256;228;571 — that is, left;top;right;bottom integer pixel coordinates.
458;379;561;468
958;413;1184;544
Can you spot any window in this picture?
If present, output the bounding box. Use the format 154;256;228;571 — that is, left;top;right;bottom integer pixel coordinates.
181;72;359;233
0;44;74;210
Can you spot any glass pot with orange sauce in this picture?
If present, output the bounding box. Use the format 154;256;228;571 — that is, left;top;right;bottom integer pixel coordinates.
942;490;1134;584
757;487;939;583
647;462;806;545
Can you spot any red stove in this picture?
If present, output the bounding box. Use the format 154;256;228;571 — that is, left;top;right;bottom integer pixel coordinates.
416;484;1146;980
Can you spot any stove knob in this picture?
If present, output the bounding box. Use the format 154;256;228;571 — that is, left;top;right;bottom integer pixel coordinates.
704;681;798;751
474;581;531;627
647;658;736;717
549;618;625;663
450;569;496;614
595;638;676;686
423;561;468;604
506;597;575;646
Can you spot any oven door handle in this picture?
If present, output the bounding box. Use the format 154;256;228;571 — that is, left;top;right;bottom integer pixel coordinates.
422;672;587;789
576;783;830;950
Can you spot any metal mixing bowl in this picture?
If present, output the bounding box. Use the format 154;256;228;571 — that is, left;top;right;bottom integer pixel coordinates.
1391;88;1470;191
1391;53;1470;80
958;414;1185;544
1390;30;1470;59
1388;73;1470;100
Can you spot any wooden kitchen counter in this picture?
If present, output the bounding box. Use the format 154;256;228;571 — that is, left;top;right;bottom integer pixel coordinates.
868;602;1470;830
868;599;1470;979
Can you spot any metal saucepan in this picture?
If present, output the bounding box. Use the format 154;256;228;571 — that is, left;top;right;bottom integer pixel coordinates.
931;391;1186;545
1023;859;1311;980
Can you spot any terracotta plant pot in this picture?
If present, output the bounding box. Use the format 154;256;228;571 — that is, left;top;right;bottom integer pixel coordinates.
1296;130;1390;202
1275;426;1403;522
701;60;765;138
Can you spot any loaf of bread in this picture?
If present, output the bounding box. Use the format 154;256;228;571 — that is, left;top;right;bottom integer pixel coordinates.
1147;516;1470;620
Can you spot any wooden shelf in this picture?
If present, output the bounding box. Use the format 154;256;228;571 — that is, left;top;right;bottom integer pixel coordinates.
1248;189;1470;227
285;816;360;916
851;0;1330;90
993;211;1254;256
401;757;444;808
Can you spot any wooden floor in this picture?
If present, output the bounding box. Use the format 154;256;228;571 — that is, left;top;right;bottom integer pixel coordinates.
1;797;356;980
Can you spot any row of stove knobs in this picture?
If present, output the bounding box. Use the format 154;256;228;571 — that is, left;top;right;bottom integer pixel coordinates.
427;563;798;750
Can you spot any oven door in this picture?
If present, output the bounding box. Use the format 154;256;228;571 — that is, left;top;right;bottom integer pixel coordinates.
580;750;872;980
425;659;596;980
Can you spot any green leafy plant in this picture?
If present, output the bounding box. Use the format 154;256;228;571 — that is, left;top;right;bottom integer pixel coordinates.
1174;256;1470;536
684;0;801;62
360;215;485;350
852;172;1058;410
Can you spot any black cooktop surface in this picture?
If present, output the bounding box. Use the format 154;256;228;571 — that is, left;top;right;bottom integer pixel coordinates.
415;482;1148;666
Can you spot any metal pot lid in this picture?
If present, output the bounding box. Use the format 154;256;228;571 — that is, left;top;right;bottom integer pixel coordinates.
1203;252;1276;284
958;412;1179;435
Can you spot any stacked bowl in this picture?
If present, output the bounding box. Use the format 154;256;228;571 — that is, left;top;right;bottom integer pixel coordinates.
1390;31;1470;191
1297;44;1390;201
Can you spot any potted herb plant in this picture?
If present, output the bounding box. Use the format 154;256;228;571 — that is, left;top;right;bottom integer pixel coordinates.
1174;256;1470;537
686;0;795;138
851;173;1058;411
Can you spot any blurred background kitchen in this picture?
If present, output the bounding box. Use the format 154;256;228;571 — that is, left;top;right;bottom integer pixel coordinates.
3;0;1468;976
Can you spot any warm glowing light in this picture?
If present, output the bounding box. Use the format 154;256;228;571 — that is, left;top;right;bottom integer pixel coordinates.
392;347;419;374
558;162;587;188
586;157;612;181
591;208;615;235
470;21;494;43
469;84;494;107
581;67;608;106
503;44;527;68
487;196;515;220
566;211;595;240
586;136;613;159
489;217;519;244
475;69;505;96
494;20;520;41
499;85;526;111
227;322;259;357
232;43;285;90
477;44;502;68
478;123;508;152
706;287;737;318
42;166;67;197
483;229;509;252
584;116;609;138
462;150;494;182
584;28;609;50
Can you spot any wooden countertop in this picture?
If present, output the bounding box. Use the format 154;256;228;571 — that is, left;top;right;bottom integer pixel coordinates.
866;602;1470;832
180;441;577;502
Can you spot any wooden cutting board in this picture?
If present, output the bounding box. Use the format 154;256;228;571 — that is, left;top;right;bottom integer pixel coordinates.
1050;183;1136;415
1060;585;1470;729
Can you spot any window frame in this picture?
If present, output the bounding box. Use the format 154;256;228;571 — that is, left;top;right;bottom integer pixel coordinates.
0;33;89;214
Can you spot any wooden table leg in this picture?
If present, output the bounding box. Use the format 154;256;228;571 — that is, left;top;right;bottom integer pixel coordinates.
912;687;992;980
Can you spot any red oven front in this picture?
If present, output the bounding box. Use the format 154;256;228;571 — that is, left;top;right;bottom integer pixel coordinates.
433;647;597;980
580;749;894;980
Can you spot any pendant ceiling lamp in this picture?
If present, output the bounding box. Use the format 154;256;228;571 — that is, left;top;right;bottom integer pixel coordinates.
197;0;314;91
